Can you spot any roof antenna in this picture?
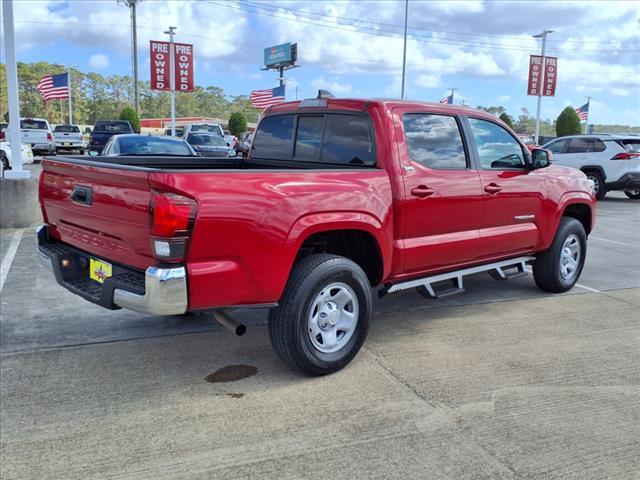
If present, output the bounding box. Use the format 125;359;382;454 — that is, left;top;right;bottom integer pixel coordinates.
317;89;335;99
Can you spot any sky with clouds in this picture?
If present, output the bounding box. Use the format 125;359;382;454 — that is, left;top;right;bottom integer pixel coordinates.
3;0;640;125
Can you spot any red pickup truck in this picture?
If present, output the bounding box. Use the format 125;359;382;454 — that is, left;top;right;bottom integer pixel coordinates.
38;97;596;375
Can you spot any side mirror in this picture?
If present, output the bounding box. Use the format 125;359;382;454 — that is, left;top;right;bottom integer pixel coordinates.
89;150;99;157
530;148;551;169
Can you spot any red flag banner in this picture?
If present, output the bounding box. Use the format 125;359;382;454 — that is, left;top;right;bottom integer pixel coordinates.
150;40;194;92
542;56;558;97
527;55;543;96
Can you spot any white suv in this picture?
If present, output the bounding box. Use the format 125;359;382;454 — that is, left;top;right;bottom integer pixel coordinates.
543;134;640;200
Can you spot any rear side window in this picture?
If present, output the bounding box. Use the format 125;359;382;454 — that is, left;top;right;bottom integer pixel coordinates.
20;120;48;130
252;115;295;160
403;114;467;169
566;138;606;153
619;140;640;153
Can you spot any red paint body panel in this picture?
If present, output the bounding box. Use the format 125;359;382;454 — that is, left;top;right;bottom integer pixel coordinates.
39;99;596;312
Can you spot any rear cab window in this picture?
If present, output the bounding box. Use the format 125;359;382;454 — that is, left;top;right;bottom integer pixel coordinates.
54;125;80;133
94;121;132;133
20;120;49;130
252;113;375;167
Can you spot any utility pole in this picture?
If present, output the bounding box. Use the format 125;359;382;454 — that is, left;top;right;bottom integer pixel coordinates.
448;87;458;104
120;0;140;114
279;66;285;87
164;26;177;136
400;0;409;99
2;0;29;178
533;29;553;145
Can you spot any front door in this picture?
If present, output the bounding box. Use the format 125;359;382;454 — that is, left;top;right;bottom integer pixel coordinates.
395;109;483;275
465;116;547;259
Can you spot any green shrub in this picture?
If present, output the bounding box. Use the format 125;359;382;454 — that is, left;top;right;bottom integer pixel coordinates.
556;107;582;137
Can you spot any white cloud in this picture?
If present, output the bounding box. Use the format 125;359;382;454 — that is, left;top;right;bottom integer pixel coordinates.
611;88;631;97
310;76;352;95
416;74;442;89
89;53;110;69
498;95;511;102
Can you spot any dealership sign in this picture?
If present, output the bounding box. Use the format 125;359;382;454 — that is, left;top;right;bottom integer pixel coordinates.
264;42;297;67
527;55;557;97
150;40;194;92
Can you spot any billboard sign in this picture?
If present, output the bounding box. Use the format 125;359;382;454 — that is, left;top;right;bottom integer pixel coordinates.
542;56;557;97
527;55;543;96
150;40;194;92
264;43;294;67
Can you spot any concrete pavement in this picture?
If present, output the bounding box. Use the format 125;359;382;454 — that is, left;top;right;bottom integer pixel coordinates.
1;193;639;479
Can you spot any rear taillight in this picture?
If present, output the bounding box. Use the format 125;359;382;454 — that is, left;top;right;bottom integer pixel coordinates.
150;191;197;263
47;132;52;142
611;152;640;160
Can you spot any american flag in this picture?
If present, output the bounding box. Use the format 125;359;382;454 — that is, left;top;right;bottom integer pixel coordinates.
575;102;589;121
439;94;453;104
36;73;70;102
250;85;285;109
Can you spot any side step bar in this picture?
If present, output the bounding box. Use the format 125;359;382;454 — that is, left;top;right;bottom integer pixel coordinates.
380;256;535;298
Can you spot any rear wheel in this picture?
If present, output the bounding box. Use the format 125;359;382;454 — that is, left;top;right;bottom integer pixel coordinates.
533;217;587;293
268;254;372;376
585;171;606;200
624;189;640;200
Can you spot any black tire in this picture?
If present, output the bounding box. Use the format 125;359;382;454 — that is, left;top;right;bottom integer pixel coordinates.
268;254;373;376
584;171;606;200
533;217;587;293
624;189;640;200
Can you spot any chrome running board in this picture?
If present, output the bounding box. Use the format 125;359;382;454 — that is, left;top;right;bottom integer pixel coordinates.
381;256;535;298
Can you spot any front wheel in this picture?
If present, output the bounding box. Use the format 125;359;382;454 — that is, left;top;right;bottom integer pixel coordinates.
533;217;587;293
585;171;606;200
624;189;640;200
268;254;372;376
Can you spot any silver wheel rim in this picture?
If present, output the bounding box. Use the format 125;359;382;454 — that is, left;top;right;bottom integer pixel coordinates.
559;234;581;280
587;174;600;193
308;282;359;354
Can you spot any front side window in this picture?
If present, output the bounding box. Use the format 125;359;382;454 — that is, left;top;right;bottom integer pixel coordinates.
403;114;467;169
468;118;525;169
252;115;295;160
545;139;569;154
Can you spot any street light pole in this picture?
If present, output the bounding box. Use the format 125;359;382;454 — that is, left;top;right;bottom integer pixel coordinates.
533;29;553;145
400;0;409;99
164;26;177;136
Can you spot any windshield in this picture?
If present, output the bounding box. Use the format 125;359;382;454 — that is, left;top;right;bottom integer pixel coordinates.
117;136;193;155
187;134;227;146
190;124;222;135
54;125;80;133
94;121;131;133
20;120;48;130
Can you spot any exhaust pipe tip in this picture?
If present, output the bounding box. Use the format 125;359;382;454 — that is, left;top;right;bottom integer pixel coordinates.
212;310;247;336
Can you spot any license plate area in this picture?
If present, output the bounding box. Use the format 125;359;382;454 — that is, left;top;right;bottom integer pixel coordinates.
90;258;112;283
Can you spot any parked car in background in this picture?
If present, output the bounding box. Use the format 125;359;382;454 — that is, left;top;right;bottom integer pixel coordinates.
53;125;85;154
241;132;255;157
223;130;238;150
182;123;224;138
1;140;34;171
89;120;134;153
0;123;7;141
8;118;55;156
164;126;185;137
38;97;595;376
185;133;236;158
100;134;198;157
543;134;640;200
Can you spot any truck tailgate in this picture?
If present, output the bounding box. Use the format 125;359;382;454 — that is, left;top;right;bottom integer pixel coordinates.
40;158;154;270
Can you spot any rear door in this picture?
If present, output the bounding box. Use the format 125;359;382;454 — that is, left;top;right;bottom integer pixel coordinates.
464;116;546;259
394;108;483;274
40;159;154;270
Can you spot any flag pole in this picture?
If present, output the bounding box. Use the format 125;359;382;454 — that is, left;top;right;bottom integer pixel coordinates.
584;96;592;134
67;66;73;124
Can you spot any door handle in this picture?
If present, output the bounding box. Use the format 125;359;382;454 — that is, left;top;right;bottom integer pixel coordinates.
484;183;502;194
71;185;93;206
410;185;435;198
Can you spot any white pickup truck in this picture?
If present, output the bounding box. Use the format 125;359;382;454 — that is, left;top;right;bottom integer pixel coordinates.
53;124;85;154
18;118;55;155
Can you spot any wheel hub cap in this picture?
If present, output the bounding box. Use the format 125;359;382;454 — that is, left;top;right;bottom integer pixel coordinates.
308;283;359;354
559;234;581;280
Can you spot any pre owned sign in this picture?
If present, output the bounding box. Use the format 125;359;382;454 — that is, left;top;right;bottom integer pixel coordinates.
150;40;194;92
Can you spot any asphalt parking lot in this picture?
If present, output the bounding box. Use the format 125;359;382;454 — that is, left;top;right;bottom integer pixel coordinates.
1;193;639;479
